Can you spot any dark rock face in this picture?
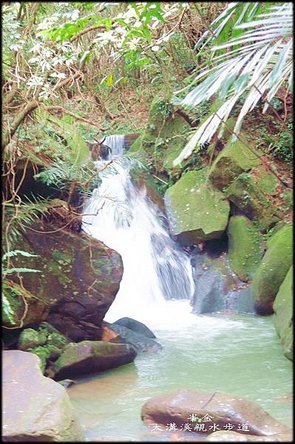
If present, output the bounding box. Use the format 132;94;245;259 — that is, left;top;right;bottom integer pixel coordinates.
3;350;83;441
190;250;254;315
104;322;162;353
5;222;123;341
113;317;156;338
53;340;137;380
141;389;291;437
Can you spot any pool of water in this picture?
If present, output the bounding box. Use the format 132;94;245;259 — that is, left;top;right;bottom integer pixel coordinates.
67;310;292;441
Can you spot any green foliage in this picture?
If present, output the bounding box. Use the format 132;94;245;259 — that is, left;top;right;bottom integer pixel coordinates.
262;123;293;162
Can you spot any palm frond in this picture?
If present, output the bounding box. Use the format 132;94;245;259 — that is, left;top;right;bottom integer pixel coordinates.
173;2;293;166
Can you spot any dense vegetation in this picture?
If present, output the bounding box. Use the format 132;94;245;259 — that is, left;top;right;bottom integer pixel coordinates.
2;2;293;325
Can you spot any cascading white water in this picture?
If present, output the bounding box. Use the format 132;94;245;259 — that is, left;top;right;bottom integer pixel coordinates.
82;135;201;330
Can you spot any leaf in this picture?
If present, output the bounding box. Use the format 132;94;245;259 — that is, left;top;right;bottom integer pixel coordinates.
106;73;113;87
3;250;39;260
4;268;41;274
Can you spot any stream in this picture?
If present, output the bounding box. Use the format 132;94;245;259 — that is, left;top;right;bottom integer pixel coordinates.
76;136;292;441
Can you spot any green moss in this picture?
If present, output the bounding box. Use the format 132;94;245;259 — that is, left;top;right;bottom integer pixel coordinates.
250;166;278;195
164;168;230;245
227;216;263;282
18;328;48;350
51;250;72;265
225;172;279;231
209;134;261;191
252;224;293;314
273;266;293;360
210;257;237;290
47;331;69;349
30;346;51;373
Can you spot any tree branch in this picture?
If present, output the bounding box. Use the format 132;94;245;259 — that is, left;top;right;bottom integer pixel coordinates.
2;100;39;150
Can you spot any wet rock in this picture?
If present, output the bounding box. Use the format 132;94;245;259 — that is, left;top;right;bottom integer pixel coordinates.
3;350;83;442
164;168;230;245
252;224;292;315
273;266;293;360
192;267;227;314
124;133;140;150
4;221;123;341
141;389;290;437
113;317;156;338
104;321;162;353
53;340;137;380
227;216;263;282
190;250;254;315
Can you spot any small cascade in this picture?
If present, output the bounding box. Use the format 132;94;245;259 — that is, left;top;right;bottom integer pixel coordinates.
82;135;195;329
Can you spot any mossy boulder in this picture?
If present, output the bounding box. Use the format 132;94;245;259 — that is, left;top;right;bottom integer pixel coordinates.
5;218;123;341
224;171;280;230
251;224;293;315
164;168;230;245
250;166;279;195
209;135;261;191
227;216;263;282
18;324;70;373
273;266;293;360
53;340;137;380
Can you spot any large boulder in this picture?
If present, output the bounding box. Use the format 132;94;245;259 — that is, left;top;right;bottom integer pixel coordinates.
53;340;137;380
227;216;263;282
3;350;83;441
224;172;279;231
164;168;230;245
141;389;291;437
208;136;261;191
273;266;293;360
252;224;292;315
4;220;123;341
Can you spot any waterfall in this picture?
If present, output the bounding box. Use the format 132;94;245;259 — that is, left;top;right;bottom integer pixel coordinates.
82;135;196;329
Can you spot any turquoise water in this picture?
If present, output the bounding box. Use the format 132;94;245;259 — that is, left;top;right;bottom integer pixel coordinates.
67;312;293;441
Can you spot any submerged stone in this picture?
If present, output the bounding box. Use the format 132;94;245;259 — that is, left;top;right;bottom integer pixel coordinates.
251;224;293;315
273;266;293;360
164;168;230;245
